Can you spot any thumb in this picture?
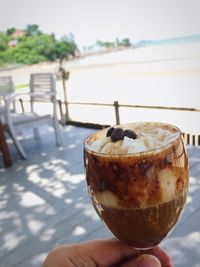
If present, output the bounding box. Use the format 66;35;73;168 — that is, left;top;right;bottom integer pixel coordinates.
122;254;162;267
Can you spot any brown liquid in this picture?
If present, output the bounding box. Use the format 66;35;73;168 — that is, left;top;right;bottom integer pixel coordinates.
84;122;189;248
96;193;186;248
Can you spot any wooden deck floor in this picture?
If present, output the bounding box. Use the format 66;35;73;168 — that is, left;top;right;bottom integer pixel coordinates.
0;125;200;267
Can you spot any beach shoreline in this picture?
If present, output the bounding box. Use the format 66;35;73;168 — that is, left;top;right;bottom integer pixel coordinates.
1;42;200;134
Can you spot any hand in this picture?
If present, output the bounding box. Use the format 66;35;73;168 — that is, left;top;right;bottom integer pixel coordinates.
42;238;174;267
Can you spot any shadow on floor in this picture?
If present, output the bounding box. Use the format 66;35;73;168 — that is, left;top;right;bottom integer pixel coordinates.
0;125;111;267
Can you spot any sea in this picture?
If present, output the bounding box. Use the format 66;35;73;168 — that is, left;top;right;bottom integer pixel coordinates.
1;34;200;134
65;34;200;134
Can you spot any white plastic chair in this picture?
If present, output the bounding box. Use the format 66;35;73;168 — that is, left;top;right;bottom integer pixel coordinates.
0;76;15;164
0;76;15;96
0;76;15;118
3;73;62;159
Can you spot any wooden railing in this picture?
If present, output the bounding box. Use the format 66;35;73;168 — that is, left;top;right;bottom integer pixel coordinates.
58;100;200;146
18;98;200;146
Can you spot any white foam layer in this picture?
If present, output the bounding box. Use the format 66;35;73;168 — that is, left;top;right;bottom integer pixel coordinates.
88;123;179;155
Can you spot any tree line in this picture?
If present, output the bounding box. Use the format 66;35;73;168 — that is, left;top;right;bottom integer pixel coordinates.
0;24;78;66
0;24;132;67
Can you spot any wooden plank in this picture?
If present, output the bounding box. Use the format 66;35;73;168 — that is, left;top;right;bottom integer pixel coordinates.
0;127;199;267
162;208;200;267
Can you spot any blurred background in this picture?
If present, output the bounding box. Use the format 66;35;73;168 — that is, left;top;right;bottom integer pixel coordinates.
0;1;200;267
0;0;200;133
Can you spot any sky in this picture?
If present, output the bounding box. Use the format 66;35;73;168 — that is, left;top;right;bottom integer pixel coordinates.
0;0;200;49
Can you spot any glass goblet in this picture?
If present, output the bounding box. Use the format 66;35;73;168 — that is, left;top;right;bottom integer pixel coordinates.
84;122;189;249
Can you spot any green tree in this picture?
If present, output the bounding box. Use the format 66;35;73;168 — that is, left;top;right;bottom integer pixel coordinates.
55;37;78;67
96;39;104;47
28;34;57;60
0;48;16;65
0;51;7;65
12;47;46;64
96;39;115;49
0;26;79;66
103;41;115;48
9;34;56;64
26;24;41;36
120;38;131;47
6;27;16;36
96;37;132;49
0;32;8;51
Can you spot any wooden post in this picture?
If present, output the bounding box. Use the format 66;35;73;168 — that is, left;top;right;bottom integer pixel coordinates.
114;101;120;125
0;122;12;167
19;98;25;113
58;67;70;123
192;135;195;146
187;133;190;145
62;77;69;122
58;99;65;125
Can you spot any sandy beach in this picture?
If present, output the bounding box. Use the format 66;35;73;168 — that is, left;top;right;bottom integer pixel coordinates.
1;42;200;134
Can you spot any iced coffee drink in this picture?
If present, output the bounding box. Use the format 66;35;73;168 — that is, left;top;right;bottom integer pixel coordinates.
84;122;189;249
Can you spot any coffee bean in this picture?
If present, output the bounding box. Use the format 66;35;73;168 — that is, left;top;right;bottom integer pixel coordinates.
106;127;115;137
124;129;137;139
111;128;124;142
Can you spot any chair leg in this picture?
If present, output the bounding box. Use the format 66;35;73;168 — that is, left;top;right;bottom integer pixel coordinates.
53;118;62;146
33;128;40;140
7;125;27;159
0;123;12;167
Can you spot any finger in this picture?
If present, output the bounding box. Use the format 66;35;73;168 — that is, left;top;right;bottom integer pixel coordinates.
43;238;139;267
77;238;140;266
145;246;174;267
121;254;161;267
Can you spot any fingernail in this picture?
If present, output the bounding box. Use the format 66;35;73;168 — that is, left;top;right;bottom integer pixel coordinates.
137;254;161;267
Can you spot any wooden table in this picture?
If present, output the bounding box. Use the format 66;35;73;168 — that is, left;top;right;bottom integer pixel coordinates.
0;121;12;167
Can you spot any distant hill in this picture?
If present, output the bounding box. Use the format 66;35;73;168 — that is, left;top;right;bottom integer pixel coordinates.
135;34;200;47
